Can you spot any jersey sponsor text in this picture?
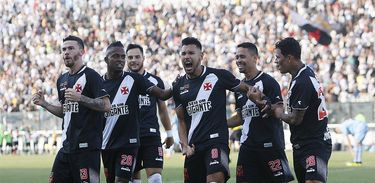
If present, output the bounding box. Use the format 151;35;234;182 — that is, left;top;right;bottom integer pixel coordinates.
241;104;260;118
63;101;79;113
139;95;151;106
105;103;129;118
186;99;212;116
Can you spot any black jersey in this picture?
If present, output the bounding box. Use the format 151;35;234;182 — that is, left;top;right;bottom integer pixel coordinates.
102;72;154;150
286;65;331;147
138;71;165;137
173;66;241;151
56;66;108;153
234;72;285;150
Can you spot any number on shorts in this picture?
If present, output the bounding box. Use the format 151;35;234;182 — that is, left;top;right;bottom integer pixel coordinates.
268;159;282;172
158;147;163;157
305;155;316;169
211;148;219;159
121;154;133;166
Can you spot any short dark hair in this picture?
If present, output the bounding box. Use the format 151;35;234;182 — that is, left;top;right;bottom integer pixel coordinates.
126;44;143;55
107;41;124;51
275;37;301;59
181;37;202;51
237;42;258;56
63;35;84;49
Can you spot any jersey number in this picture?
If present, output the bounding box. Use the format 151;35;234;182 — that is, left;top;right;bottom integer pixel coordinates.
311;77;328;120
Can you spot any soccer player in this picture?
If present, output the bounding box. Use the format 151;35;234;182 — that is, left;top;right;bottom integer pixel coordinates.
227;42;294;183
335;114;368;166
32;35;111;183
101;41;172;183
126;43;174;183
172;37;262;183
270;37;332;183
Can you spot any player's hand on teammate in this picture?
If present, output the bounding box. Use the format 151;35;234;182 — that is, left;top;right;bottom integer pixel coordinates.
180;141;195;157
163;137;174;149
247;86;272;116
65;88;82;102
32;90;47;107
247;86;263;104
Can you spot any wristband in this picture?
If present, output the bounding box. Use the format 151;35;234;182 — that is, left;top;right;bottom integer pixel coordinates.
166;130;173;137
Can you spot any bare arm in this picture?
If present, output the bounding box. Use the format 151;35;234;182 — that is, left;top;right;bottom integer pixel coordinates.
272;104;305;125
65;88;111;112
345;135;355;156
227;112;242;128
149;86;173;101
176;106;195;157
32;90;63;118
157;99;174;148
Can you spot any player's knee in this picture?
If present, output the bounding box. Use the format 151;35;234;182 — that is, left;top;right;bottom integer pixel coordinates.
305;180;323;183
131;179;141;183
115;176;130;183
133;171;141;179
148;173;162;183
207;172;225;183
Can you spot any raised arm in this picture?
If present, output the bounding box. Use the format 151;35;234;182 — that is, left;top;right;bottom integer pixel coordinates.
33;90;63;118
65;88;111;112
149;86;173;101
157;99;174;148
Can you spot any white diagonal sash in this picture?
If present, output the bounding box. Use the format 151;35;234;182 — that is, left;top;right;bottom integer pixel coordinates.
188;73;218;143
102;75;134;149
62;73;87;143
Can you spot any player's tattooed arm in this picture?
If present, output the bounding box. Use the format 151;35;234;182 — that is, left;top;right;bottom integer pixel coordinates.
149;86;173;101
149;75;180;100
272;105;305;125
32;90;63;118
65;88;111;112
79;95;111;112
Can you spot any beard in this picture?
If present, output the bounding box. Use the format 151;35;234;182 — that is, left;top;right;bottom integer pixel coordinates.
128;63;143;73
64;54;80;68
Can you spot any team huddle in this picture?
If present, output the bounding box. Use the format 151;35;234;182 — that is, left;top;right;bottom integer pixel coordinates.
32;36;332;183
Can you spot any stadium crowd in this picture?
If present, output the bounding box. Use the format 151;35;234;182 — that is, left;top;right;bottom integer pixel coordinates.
0;0;374;113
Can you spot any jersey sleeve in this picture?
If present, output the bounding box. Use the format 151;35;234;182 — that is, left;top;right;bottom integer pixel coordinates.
218;69;241;92
88;70;109;99
156;77;165;90
234;92;242;111
290;80;313;110
56;76;64;104
172;80;183;109
264;77;283;104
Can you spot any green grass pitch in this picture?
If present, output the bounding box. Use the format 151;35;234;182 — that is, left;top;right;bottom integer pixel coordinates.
0;151;374;183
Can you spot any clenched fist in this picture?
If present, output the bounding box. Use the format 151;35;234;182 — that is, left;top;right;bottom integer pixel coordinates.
32;90;46;107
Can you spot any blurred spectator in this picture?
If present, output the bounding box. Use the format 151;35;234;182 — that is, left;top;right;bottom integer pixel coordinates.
0;0;374;113
335;113;369;166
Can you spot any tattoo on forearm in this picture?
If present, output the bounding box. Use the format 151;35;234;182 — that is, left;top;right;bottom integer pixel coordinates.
80;95;105;110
